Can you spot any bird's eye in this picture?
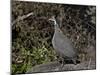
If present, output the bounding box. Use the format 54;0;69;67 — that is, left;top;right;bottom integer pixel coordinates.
49;20;54;24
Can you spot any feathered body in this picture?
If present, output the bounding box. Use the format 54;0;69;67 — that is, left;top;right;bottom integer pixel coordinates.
52;25;77;60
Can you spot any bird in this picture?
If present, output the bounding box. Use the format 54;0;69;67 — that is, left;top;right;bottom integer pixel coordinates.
48;16;78;66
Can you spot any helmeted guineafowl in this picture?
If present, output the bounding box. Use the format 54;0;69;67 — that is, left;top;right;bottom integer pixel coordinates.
49;16;78;65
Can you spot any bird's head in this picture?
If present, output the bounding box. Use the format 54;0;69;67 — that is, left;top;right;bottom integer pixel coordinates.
48;16;57;26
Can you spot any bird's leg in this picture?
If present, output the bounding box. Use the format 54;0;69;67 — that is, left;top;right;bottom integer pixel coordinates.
58;57;64;70
72;59;77;65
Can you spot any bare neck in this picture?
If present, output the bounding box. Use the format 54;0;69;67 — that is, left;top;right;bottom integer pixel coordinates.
54;21;59;30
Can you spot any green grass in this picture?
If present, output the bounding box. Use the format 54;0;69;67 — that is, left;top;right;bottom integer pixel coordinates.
12;45;56;74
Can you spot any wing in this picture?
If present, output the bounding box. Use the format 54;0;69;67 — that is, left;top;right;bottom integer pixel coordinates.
52;29;77;58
